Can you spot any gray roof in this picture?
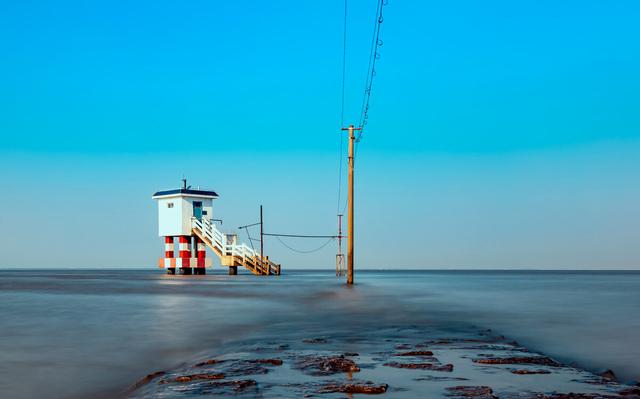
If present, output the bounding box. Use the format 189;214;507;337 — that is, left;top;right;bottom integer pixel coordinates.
152;188;219;198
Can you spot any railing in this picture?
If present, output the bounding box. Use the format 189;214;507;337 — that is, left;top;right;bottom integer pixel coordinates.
192;217;276;274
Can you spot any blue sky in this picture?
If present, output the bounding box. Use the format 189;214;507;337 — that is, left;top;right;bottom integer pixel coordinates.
1;0;639;269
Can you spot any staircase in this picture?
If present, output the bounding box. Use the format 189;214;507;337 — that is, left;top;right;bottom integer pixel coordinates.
191;217;281;276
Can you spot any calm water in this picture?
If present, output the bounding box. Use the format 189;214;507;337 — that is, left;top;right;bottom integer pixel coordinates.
0;269;638;398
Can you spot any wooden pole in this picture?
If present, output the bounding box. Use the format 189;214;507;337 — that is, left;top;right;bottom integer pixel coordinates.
336;214;344;277
260;205;266;275
342;124;361;285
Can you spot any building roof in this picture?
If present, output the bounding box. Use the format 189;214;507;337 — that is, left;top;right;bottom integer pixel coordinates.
152;188;219;199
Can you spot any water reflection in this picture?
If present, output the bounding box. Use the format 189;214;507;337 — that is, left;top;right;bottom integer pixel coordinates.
0;269;639;399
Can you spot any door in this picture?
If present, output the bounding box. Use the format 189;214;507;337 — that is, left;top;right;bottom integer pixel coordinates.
193;201;203;220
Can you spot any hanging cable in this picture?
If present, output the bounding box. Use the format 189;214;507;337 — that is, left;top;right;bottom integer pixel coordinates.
337;0;348;214
275;236;335;254
244;228;256;251
340;0;348;127
263;233;338;238
357;0;386;141
337;0;389;209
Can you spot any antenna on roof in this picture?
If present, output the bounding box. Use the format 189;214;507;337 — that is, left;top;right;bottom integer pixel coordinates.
181;177;187;190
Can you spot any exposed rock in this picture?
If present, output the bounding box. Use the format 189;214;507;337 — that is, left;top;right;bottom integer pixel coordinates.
598;369;618;382
248;358;283;366
445;385;496;398
193;358;282;376
295;355;360;376
384;361;454;372
343;352;359;357
619;387;640;397
473;356;561;367
127;370;166;391
319;382;389;394
165;373;225;383
511;369;552;375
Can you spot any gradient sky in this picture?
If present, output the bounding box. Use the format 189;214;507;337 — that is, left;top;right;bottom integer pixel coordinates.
1;0;639;269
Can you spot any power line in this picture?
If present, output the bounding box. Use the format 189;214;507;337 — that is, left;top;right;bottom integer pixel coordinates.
338;0;389;210
340;0;348;127
275;236;335;254
357;0;386;141
337;0;348;214
238;222;261;229
263;233;339;238
244;227;256;251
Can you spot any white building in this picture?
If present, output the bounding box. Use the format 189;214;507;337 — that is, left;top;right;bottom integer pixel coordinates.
152;180;281;276
152;186;217;237
152;181;217;274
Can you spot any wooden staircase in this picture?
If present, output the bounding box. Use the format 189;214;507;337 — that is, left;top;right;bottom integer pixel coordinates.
191;217;281;276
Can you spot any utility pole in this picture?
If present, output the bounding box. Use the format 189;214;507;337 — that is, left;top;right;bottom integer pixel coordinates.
342;124;361;285
336;214;344;277
260;205;266;275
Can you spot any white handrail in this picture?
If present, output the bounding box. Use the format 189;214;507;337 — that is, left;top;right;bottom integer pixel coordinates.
192;217;261;259
192;217;277;274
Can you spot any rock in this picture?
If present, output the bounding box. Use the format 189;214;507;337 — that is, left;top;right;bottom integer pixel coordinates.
511;369;552;375
473;356;561;367
394;350;434;356
343;352;359;357
618;387;640;397
248;358;283;366
445;385;496;398
167;373;225;383
319;382;389;394
598;369;618;382
193;358;282;377
384;361;454;372
295;355;360;376
127;370;166;391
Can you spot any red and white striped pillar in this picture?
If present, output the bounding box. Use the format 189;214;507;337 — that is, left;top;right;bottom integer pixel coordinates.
195;236;206;275
178;236;192;275
163;236;176;274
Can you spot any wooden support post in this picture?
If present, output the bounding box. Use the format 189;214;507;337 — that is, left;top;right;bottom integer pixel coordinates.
342;124;361;285
336;214;344;277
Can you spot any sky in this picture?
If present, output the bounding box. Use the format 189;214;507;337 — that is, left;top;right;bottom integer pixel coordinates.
1;0;639;269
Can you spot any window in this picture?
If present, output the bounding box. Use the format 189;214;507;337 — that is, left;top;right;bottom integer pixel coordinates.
202;210;208;215
193;201;202;207
167;203;174;208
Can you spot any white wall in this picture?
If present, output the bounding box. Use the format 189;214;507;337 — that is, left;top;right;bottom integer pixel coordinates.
157;196;184;237
157;195;214;237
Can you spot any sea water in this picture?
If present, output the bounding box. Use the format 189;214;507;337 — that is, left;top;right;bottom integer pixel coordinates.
0;270;638;398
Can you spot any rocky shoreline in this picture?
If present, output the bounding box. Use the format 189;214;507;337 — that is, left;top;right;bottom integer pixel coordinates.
127;326;639;398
